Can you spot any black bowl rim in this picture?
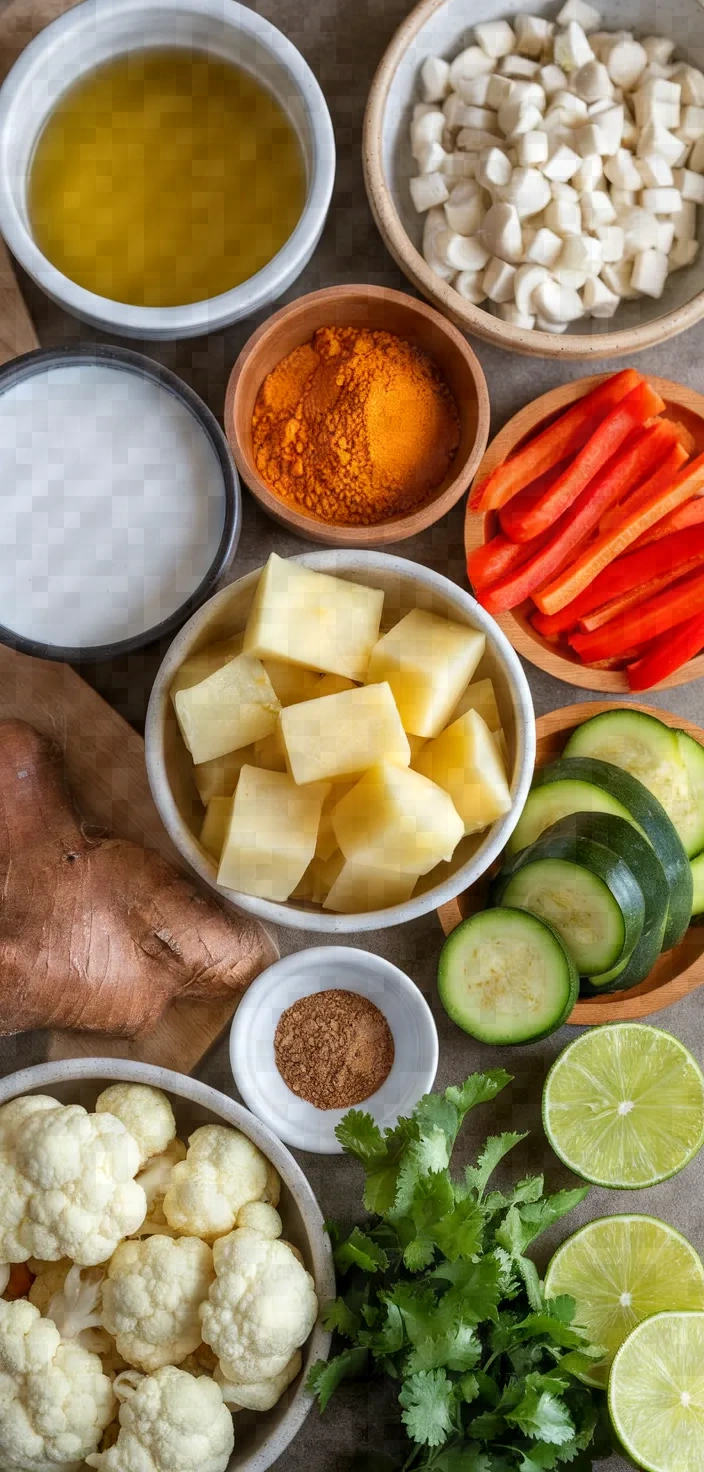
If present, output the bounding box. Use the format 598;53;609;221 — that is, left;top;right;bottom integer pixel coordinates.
0;343;241;663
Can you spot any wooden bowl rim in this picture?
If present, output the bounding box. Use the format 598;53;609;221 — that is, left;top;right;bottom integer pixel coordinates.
224;283;490;547
362;0;704;362
464;372;704;693
437;699;704;1024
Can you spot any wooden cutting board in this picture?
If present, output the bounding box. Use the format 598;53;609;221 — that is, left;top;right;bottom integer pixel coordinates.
0;642;271;1071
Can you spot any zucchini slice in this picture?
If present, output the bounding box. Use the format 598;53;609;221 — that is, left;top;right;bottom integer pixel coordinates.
507;779;638;857
564;709;689;838
672;732;704;859
494;836;644;977
438;907;578;1044
692;854;704;918
526;758;692;951
538;813;669;993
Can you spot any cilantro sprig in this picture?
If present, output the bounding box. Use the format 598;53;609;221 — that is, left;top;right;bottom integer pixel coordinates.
307;1071;611;1470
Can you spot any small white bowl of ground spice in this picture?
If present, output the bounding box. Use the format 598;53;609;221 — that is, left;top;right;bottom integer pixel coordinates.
229;946;439;1153
224;283;489;546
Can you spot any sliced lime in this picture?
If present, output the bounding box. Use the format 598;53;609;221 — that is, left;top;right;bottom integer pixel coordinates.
545;1215;704;1389
609;1311;704;1472
542;1022;704;1188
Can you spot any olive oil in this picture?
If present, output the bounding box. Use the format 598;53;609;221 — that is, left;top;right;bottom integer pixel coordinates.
29;50;306;307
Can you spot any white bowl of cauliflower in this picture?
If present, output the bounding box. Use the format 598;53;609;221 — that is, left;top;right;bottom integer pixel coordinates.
0;1058;334;1472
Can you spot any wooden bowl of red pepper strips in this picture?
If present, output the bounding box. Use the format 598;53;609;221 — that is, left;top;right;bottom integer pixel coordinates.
438;701;704;1025
465;370;704;693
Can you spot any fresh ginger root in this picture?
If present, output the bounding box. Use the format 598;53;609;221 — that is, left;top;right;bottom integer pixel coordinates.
0;720;277;1037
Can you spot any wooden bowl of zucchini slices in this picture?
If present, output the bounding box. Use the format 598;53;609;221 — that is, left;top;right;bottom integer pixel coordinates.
438;701;704;1029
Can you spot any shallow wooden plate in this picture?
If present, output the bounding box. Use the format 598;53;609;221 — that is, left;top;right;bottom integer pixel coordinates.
438;701;704;1025
465;374;704;693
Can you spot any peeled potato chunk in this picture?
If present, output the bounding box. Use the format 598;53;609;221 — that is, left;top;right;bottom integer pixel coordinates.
366;610;486;738
174;655;280;765
253;720;288;773
324;858;417;914
243;553;384;680
332;759;464;875
217;766;329;900
261;659;322;706
200;796;233;861
292;852;344;905
281;683;410;786
170;635;244;696
193;746;256;804
450;677;501;732
414;708;512;836
316;781;356;861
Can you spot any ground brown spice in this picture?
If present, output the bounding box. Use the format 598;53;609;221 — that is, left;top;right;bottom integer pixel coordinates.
251;325;460;526
274;988;395;1110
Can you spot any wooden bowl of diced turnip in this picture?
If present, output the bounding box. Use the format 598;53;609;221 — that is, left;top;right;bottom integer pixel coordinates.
145;552;535;933
363;0;704;358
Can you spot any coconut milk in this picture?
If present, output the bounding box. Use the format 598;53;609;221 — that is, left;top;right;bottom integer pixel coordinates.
0;361;227;649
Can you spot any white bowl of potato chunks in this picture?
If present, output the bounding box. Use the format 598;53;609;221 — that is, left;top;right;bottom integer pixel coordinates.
146;551;535;932
0;1058;334;1472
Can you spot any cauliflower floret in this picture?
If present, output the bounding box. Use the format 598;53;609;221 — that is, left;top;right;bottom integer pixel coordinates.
0;1262;10;1295
0;1297;115;1471
85;1364;234;1472
199;1226;318;1405
178;1341;218;1378
234;1202;282;1238
101;1235;214;1372
215;1350;302;1412
28;1259;72;1316
163;1126;279;1241
96;1086;176;1169
0;1096;146;1265
132;1139;187;1237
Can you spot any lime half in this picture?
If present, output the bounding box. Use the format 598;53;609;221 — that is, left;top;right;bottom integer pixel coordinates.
543;1022;704;1188
545;1215;704;1389
609;1311;704;1472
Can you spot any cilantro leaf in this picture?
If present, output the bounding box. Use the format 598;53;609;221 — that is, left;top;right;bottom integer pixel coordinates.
445;1070;512;1119
334;1227;389;1275
433;1253;503;1325
306;1347;368;1411
465;1133;528;1198
496;1192;590;1257
507;1385;575;1445
399;1368;456;1447
321;1296;361;1339
431;1444;494;1471
406;1323;481;1374
335;1111;385;1164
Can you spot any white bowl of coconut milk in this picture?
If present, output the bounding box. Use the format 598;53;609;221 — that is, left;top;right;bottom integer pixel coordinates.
0;346;240;659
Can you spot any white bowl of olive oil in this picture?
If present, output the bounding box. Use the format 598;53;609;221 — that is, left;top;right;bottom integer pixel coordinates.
0;0;335;339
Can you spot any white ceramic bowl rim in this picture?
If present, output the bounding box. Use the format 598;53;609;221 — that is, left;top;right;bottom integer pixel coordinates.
229;946;440;1153
363;0;704;359
145;549;536;933
0;1057;335;1472
0;0;336;336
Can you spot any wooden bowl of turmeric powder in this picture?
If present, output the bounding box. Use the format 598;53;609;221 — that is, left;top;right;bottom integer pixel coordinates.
224;284;489;545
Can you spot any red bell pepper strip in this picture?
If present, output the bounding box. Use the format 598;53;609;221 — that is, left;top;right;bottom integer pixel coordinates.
627;609;704;690
530;452;697;637
469;369;642;512
535;450;704;616
467;530;550;589
505;381;667;543
630;492;704;551
478;426;664;617
498;462;569;542
569;567;704;664
580;553;704;632
599;441;689;535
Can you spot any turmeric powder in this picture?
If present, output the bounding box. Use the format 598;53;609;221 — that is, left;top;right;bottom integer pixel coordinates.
251;326;460;526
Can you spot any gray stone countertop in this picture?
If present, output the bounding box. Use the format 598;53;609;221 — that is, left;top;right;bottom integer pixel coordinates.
2;0;704;1465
